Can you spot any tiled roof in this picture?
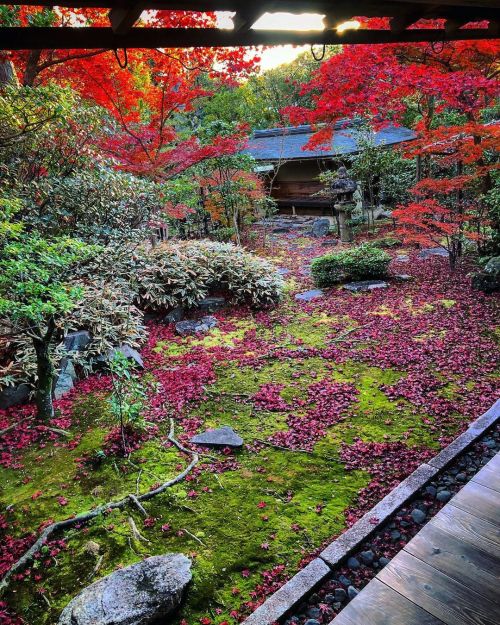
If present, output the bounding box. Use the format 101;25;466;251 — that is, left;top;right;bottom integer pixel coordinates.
244;123;416;161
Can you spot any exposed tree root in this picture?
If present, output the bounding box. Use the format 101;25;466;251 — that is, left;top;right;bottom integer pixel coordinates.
0;417;70;440
0;419;199;594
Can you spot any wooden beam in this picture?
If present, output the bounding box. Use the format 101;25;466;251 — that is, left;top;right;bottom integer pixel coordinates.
0;26;496;51
444;18;469;34
390;13;424;33
2;0;500;10
232;8;267;33
109;4;144;34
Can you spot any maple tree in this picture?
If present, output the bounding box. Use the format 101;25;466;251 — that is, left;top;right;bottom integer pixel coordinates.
1;5;258;186
287;20;500;265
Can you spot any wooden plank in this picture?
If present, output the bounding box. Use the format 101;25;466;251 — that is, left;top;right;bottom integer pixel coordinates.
484;452;500;472
449;481;500;527
472;464;500;493
378;550;500;625
404;522;500;604
329;578;445;625
431;504;500;558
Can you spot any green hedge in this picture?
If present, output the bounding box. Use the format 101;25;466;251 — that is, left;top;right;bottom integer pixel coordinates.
311;243;391;287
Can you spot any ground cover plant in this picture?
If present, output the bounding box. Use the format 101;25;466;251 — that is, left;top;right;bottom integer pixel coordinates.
1;226;498;625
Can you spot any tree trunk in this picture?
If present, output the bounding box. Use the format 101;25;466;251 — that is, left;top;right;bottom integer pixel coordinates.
33;336;55;421
22;50;42;86
0;58;19;86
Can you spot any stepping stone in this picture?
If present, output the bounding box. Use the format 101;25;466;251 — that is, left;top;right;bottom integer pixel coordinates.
418;247;449;259
343;280;388;292
190;426;243;449
295;289;324;302
321;239;339;247
395;254;409;262
175;316;217;336
394;274;413;282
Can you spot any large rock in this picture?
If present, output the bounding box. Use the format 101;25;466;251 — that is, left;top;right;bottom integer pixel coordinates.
190;425;243;449
198;297;227;312
64;330;91;353
343;280;388;292
175;316;217;336
108;345;144;369
163;306;184;324
472;257;500;293
0;383;31;410
58;554;191;625
310;218;331;238
54;359;77;400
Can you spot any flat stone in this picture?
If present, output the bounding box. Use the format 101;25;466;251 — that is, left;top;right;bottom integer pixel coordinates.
241;559;330;625
295;289;325;302
175;316;217;336
310;218;331;238
58;554;191;625
0;383;31;409
394;274;413;282
418;247;449;259
343;280;388;292
321;239;339;247
64;330;91;352
395;255;410;262
190;426;243;449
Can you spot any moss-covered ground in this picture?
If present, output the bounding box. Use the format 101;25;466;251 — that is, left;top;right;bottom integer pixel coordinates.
1;227;498;625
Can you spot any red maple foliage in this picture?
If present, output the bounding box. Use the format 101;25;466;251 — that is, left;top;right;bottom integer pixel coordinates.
286;20;500;264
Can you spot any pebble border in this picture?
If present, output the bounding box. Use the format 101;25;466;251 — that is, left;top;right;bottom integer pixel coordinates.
241;399;500;625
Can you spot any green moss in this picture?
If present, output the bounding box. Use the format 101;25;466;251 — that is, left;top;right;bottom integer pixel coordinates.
2;307;446;624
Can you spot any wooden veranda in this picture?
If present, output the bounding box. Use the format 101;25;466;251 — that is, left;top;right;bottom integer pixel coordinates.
0;1;499;50
330;452;500;625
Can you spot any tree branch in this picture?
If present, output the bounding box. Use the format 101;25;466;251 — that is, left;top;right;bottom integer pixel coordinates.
0;419;198;593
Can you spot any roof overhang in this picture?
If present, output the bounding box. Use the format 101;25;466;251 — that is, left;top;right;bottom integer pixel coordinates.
0;1;498;50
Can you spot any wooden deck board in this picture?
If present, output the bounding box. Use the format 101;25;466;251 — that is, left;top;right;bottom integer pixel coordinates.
377;550;500;625
431;505;500;558
329;578;445;625
329;452;500;625
472;464;500;493
449;481;500;527
403;522;500;604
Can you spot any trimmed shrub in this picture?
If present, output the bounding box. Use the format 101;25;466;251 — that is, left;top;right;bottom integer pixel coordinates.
138;240;284;310
311;243;391;287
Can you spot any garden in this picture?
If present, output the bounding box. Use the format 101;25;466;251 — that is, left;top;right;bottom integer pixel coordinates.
0;6;499;625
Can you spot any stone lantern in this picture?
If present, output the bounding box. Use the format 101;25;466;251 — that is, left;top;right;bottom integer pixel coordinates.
330;165;357;243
